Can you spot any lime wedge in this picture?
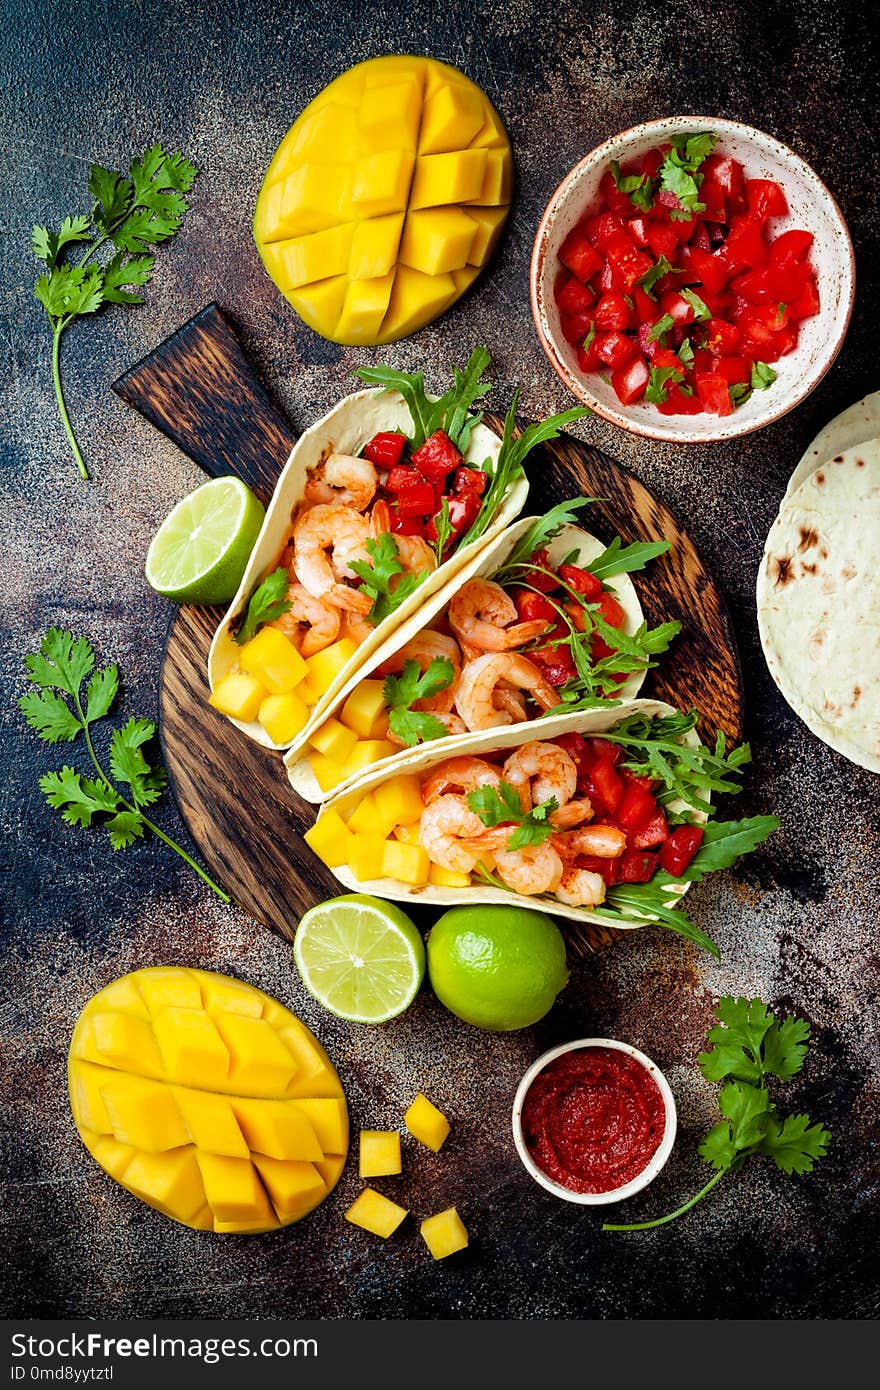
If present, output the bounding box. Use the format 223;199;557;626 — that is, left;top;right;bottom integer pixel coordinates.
145;476;265;604
294;894;426;1024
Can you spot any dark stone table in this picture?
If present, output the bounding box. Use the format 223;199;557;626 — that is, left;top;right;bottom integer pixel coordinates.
3;0;878;1320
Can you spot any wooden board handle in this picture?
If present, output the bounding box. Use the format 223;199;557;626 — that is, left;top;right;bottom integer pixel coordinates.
112;303;296;502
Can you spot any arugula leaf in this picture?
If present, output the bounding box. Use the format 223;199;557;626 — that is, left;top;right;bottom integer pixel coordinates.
644;364;682;404
432;497;453;563
444;346;493;448
648;313;675;343
751;360;777;390
594;710;755;812
234;568;292;645
499;498;595;572
355;346;492;452
468;782;558;849
682;287;711;322
20;630;227;899
586;535;671;580
383;657;455;747
350;534;428;624
32;143;198;478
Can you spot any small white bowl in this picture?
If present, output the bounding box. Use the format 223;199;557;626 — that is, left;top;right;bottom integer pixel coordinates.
530;115;855;443
512;1037;677;1205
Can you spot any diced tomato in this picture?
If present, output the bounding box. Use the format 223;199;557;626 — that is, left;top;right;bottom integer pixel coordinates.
597;330;639;369
599;168;638;215
638;147;664;178
561;312;594;346
589;738;623;766
556;275;598;317
576;854;621;886
633;285;658;320
604;232;654;293
695;372;734;416
688;245;733;294
585;212;628;251
588;759;624;814
788;277;820;322
769;229;814;265
645;220;679;262
595;291;635;331
410;430;461;485
597;260;615;291
723;218;768;272
700;153;746;220
628;215;651;247
704;317;740;355
513;588;558;624
576;330;603;372
385;465;423;493
617;782;657;833
657;384;702;416
612;354;650;405
618;848;659;884
659;289;695;326
738;304;787;351
558;563;603;601
746;178;789;223
531;638;577;687
425;490;480;548
452;466;488;497
553;731;591;772
762;324;799;360
388;510;424;536
527;550;559;592
732;264;804;305
659;824;704;876
363;431;406;469
597;590;626;628
712;355;751;386
558;226;603;283
631;809;670;849
394;480;436;517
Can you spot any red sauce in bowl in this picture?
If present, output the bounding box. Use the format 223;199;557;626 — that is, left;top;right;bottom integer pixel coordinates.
521;1046;666;1194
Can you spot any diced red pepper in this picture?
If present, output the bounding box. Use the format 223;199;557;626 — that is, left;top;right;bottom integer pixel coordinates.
385;464;423;494
617;782;657;834
557;563;603;601
513;588;558;624
611;354;650;405
556;275;598;317
597;330;639;369
618;848;659;883
631;809;670;849
659;824;704;876
527;549;559;592
558;227;603;283
410;430;462;485
695;372;734;416
452;466;488;496
595;290;635;331
588;759;625;814
746;178;789;223
394;480;436;517
363;431;406;469
425;491;480;548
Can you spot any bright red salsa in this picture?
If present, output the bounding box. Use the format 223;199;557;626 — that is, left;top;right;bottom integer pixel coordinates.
364;428;487;556
554;133;819;415
522;1047;666;1194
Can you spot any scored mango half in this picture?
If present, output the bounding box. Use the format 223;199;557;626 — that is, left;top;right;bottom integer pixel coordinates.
68;967;348;1233
254;55;512;344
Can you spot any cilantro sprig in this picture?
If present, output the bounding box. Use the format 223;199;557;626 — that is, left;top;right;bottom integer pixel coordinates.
383;658;455;747
234;568;292;645
610;160;654;212
467;782;558;850
32;144;198;479
604;997;830;1231
19;630;228;900
659;131;718;220
350;534;430;625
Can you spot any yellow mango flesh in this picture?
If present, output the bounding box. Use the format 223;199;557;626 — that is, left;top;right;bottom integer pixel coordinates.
340;680;387;739
303;809;354;868
345;1187;408;1238
238;626;307;695
382;839;430;887
303;638;358;698
421;1207;469;1259
254;55;511;345
359;1129;402;1178
209;672;266;723
69;967;348;1233
309;717;359;765
404;1093;451;1152
258;691;310;745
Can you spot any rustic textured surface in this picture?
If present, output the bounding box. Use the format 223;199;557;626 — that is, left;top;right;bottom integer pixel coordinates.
2;0;879;1320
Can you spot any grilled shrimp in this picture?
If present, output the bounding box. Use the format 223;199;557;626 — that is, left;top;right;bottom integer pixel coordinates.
304;453;377;511
419;794;500;874
272;583;341;657
502;741;578;810
291;503;373;613
454;652;558;731
555;868;607;908
494;843;564;896
341;609;374;645
422;755;502;804
378;631;461;713
548;798;593;830
555;824;627;859
370;500;437;577
493;686;528;721
449;578;552;653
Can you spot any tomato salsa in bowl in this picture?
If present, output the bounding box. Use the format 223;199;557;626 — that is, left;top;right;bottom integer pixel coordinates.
512;1038;677;1203
530;116;854;442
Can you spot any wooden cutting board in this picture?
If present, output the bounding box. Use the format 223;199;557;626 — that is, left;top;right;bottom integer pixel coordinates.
113;304;743;955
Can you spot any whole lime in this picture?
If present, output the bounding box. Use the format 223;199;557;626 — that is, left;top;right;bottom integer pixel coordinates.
426;905;568;1031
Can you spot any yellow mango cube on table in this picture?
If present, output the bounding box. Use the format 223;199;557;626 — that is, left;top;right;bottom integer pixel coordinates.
209;671;266;723
404;1093;451;1152
429;863;472;888
304;810;354;869
381;839;430;887
374;775;425;833
258;691;310;745
342;738;397;781
307;751;345;794
345;1188;408;1238
303;638;358;698
239;626;307;695
340;680;388;738
347;833;389;883
359;1129;402;1178
309;717;359;765
421;1207;469;1260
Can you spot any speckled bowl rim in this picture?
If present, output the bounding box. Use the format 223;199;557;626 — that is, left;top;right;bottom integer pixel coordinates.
529;115;856;444
511;1037;678;1205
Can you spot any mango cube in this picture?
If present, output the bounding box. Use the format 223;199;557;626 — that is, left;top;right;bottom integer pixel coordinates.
307;751;345;793
373;774;425;832
421;1207;469;1260
271;224;354;289
429;864;472;888
351;149;414;217
419;81;485;154
381;839;430;887
345;1187;408;1238
258;692;310;745
394;821;423;845
410;149;488;209
348;834;389;882
404;1093;451;1152
336;273;396;344
209;671;266;723
342;739;397;781
399;207;478;276
304;810;354;869
345;794;379;835
383;266;457;338
239;626;307;695
359;1129;402;1178
309;717;359;765
340;680;388;738
303;638;358;698
349;215;405;281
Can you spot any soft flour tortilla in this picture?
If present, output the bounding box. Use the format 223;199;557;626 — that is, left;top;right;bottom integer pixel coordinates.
284;514;648;802
207;387;528;749
757;443;880;772
318;699;706;931
785;391;880;500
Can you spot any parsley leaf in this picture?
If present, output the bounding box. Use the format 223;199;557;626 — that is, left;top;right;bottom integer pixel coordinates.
676;337;695;369
637;255;678;300
468;782;558;849
383;658;454;747
682;287;711;322
234;568;292;645
20;630;228;899
644;364;682;404
658;131;718;220
350;534;429;625
648;312;675;344
751;360;777;390
729;382;751;407
758;1113;831;1175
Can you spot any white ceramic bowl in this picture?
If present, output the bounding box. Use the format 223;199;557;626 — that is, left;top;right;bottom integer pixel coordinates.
511;1037;677;1205
530;115;855;443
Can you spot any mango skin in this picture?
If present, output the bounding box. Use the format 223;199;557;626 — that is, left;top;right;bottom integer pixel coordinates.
68;967;348;1233
254;55;512;345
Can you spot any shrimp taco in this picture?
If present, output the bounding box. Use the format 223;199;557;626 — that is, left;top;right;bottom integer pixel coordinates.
304;699;778;955
284;498;680;802
208;347;586;750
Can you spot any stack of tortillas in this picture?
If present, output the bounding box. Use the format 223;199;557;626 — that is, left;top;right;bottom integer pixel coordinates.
757;392;880;773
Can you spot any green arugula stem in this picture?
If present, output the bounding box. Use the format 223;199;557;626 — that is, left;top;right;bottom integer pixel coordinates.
51;323;89;480
73;690;230;903
602;1166;729;1231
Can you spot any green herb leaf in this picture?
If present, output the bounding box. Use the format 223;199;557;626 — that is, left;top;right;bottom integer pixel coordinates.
32;216;92;268
751;360;777;390
383;657;455;747
355;345;492;452
350;534;428;625
25;629;95;697
106;810;147;851
610;159;655;212
467;781;558;849
84;664;119;722
19;691;84;743
682;287;711;322
729;382;751;407
432;497;454;562
676;337;695;369
758;1113;831;1175
648;313;675;343
644;364;682;404
586;535;671;580
109;717;166;808
500;498;595;572
234;568;292;645
583;321;597;352
39;767;121;827
658;132;718;219
698;996;811;1086
101;251;155;305
637;255;679;299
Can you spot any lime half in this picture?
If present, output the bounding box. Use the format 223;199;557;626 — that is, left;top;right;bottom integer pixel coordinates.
145;476;265;604
294;894;426;1024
